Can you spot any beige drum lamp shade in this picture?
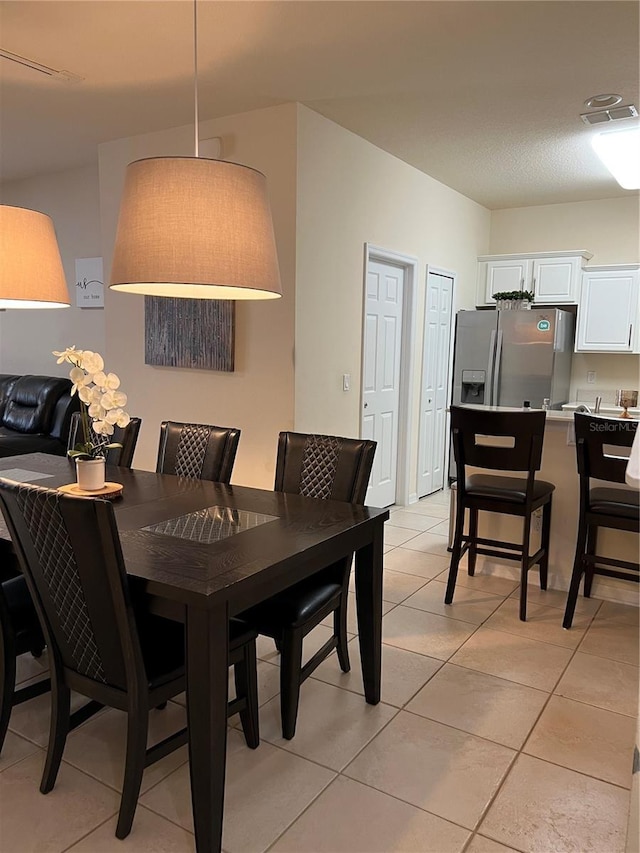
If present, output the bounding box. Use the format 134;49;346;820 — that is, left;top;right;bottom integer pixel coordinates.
110;157;282;300
0;205;70;309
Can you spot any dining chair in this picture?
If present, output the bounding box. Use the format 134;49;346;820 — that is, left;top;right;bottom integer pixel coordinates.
0;478;259;839
240;431;376;740
563;413;639;628
445;406;555;621
156;421;240;482
67;412;142;468
0;565;50;755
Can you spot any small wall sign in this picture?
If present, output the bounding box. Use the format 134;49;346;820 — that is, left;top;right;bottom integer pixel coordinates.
75;257;104;308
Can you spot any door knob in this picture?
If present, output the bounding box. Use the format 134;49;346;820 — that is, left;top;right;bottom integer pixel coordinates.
364;402;368;408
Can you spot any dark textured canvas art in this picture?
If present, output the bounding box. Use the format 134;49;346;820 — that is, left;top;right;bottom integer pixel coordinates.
144;296;235;371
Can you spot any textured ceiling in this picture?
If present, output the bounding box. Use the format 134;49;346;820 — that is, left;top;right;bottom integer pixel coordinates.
0;0;638;209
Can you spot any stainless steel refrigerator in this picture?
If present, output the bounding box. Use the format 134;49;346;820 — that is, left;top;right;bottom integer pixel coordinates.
449;307;574;478
451;308;574;410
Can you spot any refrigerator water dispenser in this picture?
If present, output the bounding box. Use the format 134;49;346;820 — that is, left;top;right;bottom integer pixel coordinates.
461;370;486;403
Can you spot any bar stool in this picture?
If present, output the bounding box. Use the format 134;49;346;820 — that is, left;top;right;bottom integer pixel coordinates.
445;406;554;621
563;413;639;628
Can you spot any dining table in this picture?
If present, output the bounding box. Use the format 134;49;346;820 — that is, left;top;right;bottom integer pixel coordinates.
0;452;389;853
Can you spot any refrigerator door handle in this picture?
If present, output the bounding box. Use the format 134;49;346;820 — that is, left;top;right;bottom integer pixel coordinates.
492;330;503;405
487;329;496;404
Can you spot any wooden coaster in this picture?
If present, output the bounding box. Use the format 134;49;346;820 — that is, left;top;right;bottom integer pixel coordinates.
58;482;123;500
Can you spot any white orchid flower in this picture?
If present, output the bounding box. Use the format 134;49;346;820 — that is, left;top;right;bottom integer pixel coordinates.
89;386;103;404
103;373;120;390
93;419;115;436
116;411;131;428
113;390;127;407
53;346;82;365
81;351;104;373
105;408;122;425
78;386;93;404
92;370;107;388
88;402;107;419
100;390;118;411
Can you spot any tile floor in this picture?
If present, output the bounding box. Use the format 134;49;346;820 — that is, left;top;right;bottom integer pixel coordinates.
1;489;638;853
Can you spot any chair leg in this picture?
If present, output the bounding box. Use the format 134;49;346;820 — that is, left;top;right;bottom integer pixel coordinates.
334;595;350;673
563;515;589;629
539;498;552;591
280;627;304;740
0;628;16;755
116;704;149;839
468;509;478;576
234;641;260;749
445;494;466;604
583;525;598;598
519;516;532;621
40;676;71;794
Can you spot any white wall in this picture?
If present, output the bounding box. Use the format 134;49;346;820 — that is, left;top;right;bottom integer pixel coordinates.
98;104;298;486
295;106;490;498
0;163;104;376
490;196;640;400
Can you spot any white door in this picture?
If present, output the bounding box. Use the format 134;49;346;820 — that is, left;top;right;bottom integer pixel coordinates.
417;271;454;497
362;260;404;507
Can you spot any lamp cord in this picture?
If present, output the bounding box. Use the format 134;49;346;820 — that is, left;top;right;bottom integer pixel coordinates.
193;0;199;157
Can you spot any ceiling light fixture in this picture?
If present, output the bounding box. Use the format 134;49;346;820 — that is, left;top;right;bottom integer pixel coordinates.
109;0;281;300
591;126;640;190
584;93;622;109
0;205;70;309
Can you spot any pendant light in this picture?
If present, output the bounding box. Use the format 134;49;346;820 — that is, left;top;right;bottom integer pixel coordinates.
0;205;70;309
110;1;281;300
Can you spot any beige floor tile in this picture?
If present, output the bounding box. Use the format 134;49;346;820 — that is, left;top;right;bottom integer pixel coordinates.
63;704;189;793
403;501;451;519
578;618;639;666
345;711;515;829
257;632;280;663
270;775;470;853
436;567;520;597
523;695;636;788
15;649;49;685
428;519;451;537
466;835;519;853
384;524;422;546
419;489;452;507
0;730;42;772
509;584;602;616
382;569;430;603
258;678;397;770
383;605;476;660
0;752;120;852
402;531;451;557
387;509;444;531
554;651;639;717
479;753;631;853
321;591;396;631
596;599;639;625
407;663;548;748
8;687;106;746
404;579;505;625
485;598;591;648
312;636;442;707
384;547;450;579
141;729;335;853
450;627;573;691
383;543;395;553
67;805;195;852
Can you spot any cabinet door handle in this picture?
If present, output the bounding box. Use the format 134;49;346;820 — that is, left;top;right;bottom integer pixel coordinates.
532;277;536;289
629;324;633;347
521;278;525;288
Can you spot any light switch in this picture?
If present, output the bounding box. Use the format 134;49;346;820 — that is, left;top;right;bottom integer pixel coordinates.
342;373;351;392
587;371;596;384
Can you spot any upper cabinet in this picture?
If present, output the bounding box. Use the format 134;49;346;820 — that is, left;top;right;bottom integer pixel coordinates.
575;265;640;353
477;251;593;307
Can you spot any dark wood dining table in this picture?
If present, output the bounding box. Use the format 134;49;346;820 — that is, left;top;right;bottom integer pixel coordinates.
0;453;389;853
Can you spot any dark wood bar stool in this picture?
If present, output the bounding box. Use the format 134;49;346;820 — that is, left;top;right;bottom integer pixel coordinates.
445;406;554;621
563;413;639;629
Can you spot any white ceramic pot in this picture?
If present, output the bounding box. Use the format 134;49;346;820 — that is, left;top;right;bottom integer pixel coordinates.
76;457;106;491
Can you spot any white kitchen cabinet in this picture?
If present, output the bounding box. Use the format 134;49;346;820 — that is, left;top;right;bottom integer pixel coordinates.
575;265;640;353
477;251;592;307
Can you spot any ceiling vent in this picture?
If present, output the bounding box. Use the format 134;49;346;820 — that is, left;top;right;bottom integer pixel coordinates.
581;104;638;125
0;48;83;83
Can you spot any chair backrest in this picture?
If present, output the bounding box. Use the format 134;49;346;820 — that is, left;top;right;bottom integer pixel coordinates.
67;412;141;468
450;405;546;475
156;421;240;483
0;479;145;693
574;413;638;485
274;432;376;503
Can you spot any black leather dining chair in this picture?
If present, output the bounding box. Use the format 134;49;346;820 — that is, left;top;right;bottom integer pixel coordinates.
68;412;142;468
563;413;639;628
240;431;376;740
0;566;50;755
156;420;240;482
0;478;259;840
445;406;555;621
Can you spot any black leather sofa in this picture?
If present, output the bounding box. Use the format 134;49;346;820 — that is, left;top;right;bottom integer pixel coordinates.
0;375;80;458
